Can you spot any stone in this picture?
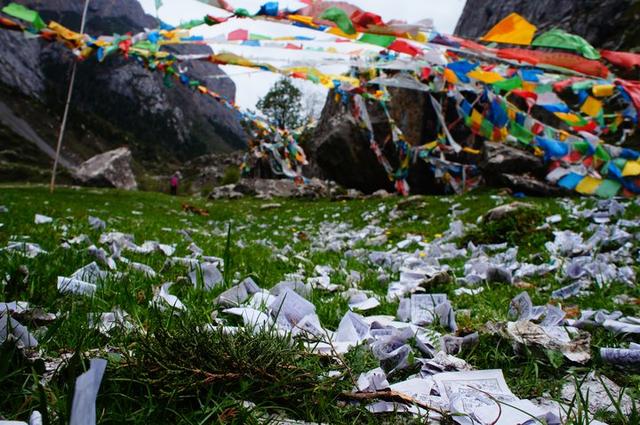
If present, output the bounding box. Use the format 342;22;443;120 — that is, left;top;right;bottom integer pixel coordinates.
499;173;569;197
74;147;137;190
484;202;534;222
307;89;444;195
480;142;544;176
210;178;334;200
209;184;244;200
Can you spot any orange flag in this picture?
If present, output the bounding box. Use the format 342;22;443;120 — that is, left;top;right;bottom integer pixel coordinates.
481;13;537;46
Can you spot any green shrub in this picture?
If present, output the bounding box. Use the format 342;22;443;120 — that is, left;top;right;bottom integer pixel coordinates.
221;166;241;185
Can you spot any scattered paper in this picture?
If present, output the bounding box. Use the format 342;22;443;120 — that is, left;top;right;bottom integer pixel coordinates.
70;358;107;425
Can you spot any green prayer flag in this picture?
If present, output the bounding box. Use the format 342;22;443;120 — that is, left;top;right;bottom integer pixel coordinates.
320;7;356;35
480;119;494;139
595;179;621;198
2;3;45;31
179;19;205;30
534;83;553;94
509;121;533;145
234;8;251;17
594;144;610;161
249;33;271;40
491;76;522;92
571;81;595;92
532;29;600;60
358;33;396;48
572;140;590;155
154;0;163;10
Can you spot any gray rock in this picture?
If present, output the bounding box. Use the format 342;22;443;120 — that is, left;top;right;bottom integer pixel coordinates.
484;202;534;222
74;147;137;190
481;142;544;176
210;178;334;200
499;174;569;197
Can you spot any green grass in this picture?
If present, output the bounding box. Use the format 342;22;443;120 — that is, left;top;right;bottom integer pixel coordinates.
0;186;638;424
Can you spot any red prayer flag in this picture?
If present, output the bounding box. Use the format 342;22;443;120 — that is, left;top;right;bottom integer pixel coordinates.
388;39;420;56
601;50;640;70
615;79;640;115
350;10;383;29
497;48;610;78
228;29;248;41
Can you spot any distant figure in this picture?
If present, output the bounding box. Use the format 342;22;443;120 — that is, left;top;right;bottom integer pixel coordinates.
170;172;181;196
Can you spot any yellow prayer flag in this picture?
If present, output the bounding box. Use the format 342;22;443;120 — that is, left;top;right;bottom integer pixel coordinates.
576;176;602;195
592;84;615;97
327;26;359;39
622;161;640;177
287;15;318;28
463;147;481;155
471;109;483;127
468;69;505;84
555;112;582;124
480;13;537;46
48;21;83;42
581;96;603;117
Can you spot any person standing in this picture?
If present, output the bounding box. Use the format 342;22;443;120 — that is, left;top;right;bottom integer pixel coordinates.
170;172;181;196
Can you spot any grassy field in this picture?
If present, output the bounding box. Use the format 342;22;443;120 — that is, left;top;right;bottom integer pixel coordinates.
0;185;638;424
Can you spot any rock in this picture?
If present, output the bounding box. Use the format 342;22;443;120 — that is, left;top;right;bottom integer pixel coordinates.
211;178;333;200
478;143;568;196
209;184;244;200
499;173;569;197
74;147;137;190
308;89;445;195
371;189;393;198
484;202;534;222
481;142;544;176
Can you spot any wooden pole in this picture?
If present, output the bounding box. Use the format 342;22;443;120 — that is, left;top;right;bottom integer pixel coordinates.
49;0;91;193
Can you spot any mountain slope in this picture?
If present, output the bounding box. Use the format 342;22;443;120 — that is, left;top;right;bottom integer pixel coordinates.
0;0;246;182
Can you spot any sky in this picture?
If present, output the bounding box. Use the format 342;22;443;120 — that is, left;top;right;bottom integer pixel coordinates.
137;0;466;113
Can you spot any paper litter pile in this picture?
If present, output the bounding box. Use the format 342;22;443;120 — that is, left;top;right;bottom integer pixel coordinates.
2;190;639;424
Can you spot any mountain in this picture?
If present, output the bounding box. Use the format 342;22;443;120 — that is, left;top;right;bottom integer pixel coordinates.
455;0;640;51
0;0;246;183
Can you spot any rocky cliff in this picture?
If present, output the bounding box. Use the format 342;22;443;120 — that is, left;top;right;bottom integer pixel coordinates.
0;0;246;182
455;0;640;51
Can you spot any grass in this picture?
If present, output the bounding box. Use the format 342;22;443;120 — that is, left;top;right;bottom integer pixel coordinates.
0;185;638;424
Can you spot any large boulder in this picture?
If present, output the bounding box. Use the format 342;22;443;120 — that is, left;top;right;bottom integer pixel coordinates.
307;89;446;195
74;147;137;190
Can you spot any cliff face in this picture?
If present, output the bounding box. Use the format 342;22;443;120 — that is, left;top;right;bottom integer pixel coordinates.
455;0;640;51
0;0;246;181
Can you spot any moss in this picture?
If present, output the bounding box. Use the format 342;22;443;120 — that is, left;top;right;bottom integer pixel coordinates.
462;205;548;246
221;165;241;186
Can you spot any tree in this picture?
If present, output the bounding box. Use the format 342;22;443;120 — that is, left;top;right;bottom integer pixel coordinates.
256;78;304;130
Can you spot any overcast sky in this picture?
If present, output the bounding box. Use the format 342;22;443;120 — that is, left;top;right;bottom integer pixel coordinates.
137;0;466;112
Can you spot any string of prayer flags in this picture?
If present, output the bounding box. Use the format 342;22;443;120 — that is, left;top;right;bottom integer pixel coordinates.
532;29;601;60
